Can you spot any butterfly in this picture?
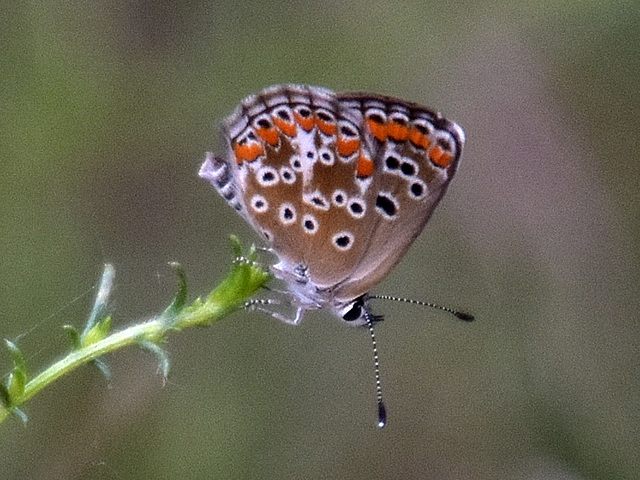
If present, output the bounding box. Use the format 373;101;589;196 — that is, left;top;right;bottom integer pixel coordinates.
200;84;468;426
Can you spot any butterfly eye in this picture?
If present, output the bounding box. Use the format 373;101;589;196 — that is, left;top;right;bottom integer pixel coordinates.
341;299;363;322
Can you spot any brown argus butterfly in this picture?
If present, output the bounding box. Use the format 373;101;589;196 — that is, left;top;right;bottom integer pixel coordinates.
200;85;469;426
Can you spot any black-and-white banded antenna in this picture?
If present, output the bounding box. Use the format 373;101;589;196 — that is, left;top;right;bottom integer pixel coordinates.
368;295;475;322
363;308;387;429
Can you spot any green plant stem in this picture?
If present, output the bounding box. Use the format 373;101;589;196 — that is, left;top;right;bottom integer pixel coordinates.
0;240;269;426
0;320;164;424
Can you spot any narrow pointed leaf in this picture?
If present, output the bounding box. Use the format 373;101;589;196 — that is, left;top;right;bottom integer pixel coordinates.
138;340;170;378
11;407;28;424
91;359;111;379
5;340;26;375
83;264;115;338
161;262;188;325
82;316;112;347
7;370;26;401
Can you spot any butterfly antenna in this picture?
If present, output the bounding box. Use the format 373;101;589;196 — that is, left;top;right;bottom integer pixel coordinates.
363;308;387;428
369;295;474;322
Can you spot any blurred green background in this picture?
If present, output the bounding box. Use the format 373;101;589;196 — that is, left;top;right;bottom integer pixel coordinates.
1;1;638;479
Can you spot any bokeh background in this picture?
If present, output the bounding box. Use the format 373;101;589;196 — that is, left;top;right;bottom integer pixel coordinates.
1;1;638;479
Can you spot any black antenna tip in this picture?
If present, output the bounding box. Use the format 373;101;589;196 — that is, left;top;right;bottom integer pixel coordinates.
377;401;387;428
454;311;475;322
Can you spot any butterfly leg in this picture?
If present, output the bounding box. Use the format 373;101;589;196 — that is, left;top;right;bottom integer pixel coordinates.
244;298;305;325
271;307;305;325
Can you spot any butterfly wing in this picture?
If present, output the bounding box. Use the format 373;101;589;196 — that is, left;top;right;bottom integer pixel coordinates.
201;85;464;308
212;85;372;288
331;94;464;302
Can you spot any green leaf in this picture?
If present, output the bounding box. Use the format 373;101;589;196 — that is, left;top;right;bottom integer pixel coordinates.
5;340;26;375
63;325;81;350
4;341;28;402
11;407;28;424
81;316;112;347
0;384;11;408
160;263;189;327
138;340;170;378
91;359;111;379
83;264;115;338
230;234;243;258
7;370;26;401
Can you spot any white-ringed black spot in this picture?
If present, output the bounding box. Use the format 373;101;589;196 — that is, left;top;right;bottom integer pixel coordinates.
316;109;335;123
332;189;347;206
303;190;330;211
348;199;366;218
274;107;292;122
400;160;417;177
279;203;297;225
255;116;272;129
409;179;428;200
301;214;319;234
319;147;334;165
306;150;315;159
290;156;303;171
279;166;296;184
365;108;386;124
256;166;279;186
295;105;312;119
339;121;358;138
389;112;409;126
250;194;269;213
332;231;355;251
261;229;273;242
384;154;400;171
375;192;399;219
412;119;432;136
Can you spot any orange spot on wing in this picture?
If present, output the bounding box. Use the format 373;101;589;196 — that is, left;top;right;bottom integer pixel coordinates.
337;137;360;157
409;128;431;150
387;121;410;142
316;117;337;136
366;117;387;142
233;142;264;163
429;145;453;168
256;127;279;146
356;154;374;178
294;111;315;131
272;116;297;137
